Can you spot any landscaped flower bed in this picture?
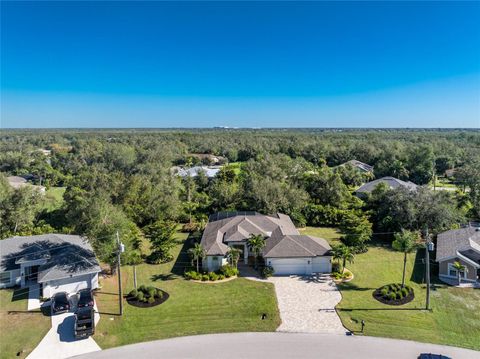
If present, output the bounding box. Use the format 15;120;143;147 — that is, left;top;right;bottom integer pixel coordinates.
184;264;239;282
126;285;169;308
373;283;414;305
331;268;353;282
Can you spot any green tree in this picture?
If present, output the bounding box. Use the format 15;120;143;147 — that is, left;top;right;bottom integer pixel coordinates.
247;234;266;269
188;243;206;272
392;230;419;288
144;220;177;264
451;261;467;286
227;247;242;269
332;244;355;273
339;212;372;251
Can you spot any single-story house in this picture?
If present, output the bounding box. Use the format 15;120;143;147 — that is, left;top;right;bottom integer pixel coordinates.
0;234;101;297
172;166;222;178
200;212;332;275
7;176;46;193
355;176;418;196
436;226;480;284
341;160;374;174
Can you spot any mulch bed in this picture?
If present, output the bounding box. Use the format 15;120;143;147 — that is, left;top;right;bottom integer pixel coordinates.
126;289;170;308
372;287;415;306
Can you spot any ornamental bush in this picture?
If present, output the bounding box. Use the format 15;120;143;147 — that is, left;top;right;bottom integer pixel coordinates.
262;266;275;278
136;291;144;301
129;289;138;298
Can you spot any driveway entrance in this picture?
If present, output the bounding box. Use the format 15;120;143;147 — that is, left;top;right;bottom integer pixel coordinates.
270;274;345;334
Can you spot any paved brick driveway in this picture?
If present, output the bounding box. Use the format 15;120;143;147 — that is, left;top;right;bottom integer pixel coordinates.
270;275;346;334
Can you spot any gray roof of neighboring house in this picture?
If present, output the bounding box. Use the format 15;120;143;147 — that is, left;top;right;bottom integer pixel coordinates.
343;160;374;173
436;227;480;263
355;176;418;194
200;212;331;258
0;234;101;282
7;176;46;192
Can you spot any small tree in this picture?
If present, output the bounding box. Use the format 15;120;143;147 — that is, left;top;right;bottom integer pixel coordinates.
247;234;266;269
332;244;354;273
188;243;206;272
452;261;467;286
227;247;242;269
392;230;419;288
144;220;177;264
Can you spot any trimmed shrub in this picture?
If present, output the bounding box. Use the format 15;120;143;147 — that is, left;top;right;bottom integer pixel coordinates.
395;291;403;300
148;296;155;304
138;285;147;292
201;274;209;281
219;264;238;278
380;287;389;296
218;274;225;280
401;287;409;297
129;289;138;298
155;289;163;298
147;288;156;299
184;270;201;280
388;292;396;301
208;272;219;281
136;291;144;301
262;266;275;278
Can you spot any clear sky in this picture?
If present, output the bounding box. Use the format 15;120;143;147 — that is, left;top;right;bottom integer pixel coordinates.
1;1;479;128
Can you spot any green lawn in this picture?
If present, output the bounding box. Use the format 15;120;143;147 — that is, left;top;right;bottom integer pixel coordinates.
336;245;480;350
0;288;50;359
94;232;280;349
299;226;342;245
41;186;66;211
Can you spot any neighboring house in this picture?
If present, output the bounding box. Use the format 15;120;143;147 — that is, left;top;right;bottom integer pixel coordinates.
201;212;332;275
355;176;417;196
445;168;457;179
7;176;46;193
436;227;480;284
0;234;101;297
173;166;222;178
341;160;374;174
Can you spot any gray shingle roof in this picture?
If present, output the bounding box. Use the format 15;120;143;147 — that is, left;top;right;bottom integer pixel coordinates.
436;227;480;262
200;212;331;258
355;176;418;194
343;160;374;173
0;234;101;282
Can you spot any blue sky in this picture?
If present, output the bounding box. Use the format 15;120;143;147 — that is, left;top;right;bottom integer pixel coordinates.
1;1;479;128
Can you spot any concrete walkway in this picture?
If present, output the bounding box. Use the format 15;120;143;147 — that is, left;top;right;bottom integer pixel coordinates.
71;332;479;359
27;301;101;359
27;284;41;311
270;275;346;334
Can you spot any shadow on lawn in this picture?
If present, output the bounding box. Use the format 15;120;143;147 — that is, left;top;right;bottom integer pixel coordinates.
169;232;199;277
337;282;374;292
338;307;425;312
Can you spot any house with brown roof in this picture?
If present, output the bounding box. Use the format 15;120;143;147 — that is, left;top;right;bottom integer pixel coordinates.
436;227;480;285
200;212;332;275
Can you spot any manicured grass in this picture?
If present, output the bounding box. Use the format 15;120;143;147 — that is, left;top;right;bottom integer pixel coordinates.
336;245;480;350
0;288;50;359
299;226;342;245
94;232;280;349
42;186;66;211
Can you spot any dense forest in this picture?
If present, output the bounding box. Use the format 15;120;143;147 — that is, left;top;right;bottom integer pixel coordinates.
1;129;479;268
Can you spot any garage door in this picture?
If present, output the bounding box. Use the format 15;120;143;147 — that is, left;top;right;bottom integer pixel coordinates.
312;257;331;273
42;274;94;297
269;258;307;276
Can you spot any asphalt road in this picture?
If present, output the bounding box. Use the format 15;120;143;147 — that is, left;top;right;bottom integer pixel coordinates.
72;332;479;359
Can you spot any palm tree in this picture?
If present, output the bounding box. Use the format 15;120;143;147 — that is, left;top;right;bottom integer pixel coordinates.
333;244;354;273
188;243;206;273
247;234;266;269
452;261;467;286
392;230;418;288
227;247;242;269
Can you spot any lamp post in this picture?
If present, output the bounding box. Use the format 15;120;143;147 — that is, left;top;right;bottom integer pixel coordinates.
116;231;125;316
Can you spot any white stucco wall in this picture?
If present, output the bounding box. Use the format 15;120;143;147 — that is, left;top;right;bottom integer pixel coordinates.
205;256;228;272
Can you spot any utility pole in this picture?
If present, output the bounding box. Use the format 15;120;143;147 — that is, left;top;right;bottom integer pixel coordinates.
425;228;431;310
116;231;124;316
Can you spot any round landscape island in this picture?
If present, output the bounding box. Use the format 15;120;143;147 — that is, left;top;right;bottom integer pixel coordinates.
372;283;414;306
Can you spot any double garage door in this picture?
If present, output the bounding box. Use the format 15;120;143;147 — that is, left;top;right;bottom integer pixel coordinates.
268;257;331;276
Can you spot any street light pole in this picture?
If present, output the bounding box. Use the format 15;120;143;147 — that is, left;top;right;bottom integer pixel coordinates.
116;231;124;316
425;228;431;310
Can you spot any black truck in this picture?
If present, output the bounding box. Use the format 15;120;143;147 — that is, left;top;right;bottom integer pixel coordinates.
74;307;95;339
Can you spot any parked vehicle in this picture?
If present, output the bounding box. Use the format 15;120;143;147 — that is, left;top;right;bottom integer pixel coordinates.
74;307;95;339
418;354;452;359
51;292;70;314
77;289;94;308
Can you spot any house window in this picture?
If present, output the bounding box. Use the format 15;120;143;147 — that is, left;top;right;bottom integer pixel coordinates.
212;256;218;261
447;263;467;279
0;272;10;285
